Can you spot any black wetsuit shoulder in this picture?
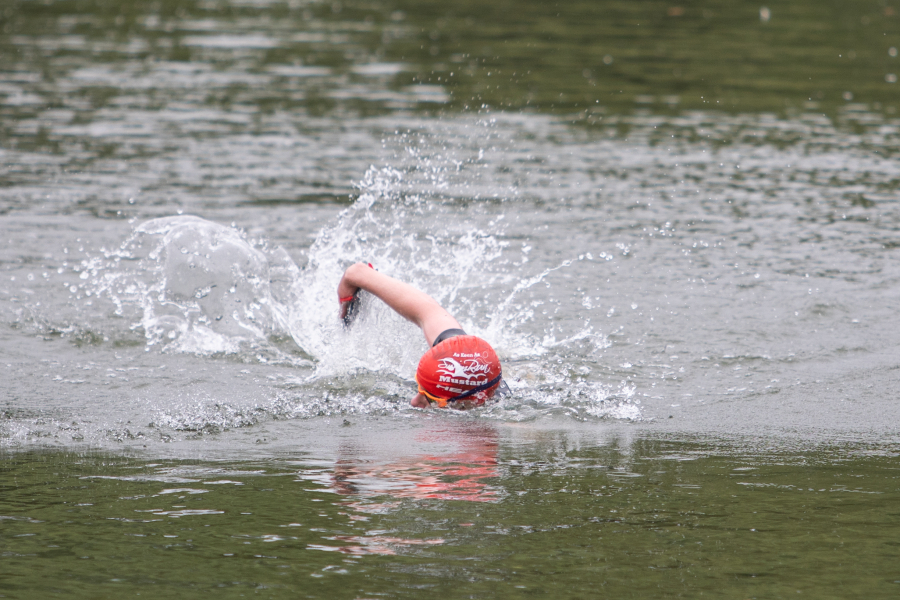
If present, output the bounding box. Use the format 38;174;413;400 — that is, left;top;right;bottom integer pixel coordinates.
432;328;467;347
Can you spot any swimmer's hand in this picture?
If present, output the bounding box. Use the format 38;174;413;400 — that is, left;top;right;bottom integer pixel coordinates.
337;262;374;327
339;292;360;327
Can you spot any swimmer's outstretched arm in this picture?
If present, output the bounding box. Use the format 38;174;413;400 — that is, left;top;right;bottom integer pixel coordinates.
337;263;460;409
337;262;461;347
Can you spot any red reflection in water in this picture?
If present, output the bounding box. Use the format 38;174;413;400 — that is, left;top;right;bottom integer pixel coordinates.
310;422;500;556
331;422;500;504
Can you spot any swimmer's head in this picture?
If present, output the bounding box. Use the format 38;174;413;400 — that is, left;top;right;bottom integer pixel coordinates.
415;335;503;408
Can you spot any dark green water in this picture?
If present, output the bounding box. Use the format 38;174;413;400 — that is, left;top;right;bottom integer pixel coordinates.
3;423;900;599
2;0;899;132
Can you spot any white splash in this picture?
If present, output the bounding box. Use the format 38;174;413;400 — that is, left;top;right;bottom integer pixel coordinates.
80;215;299;356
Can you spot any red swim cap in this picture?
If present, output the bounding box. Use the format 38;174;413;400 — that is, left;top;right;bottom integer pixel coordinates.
416;336;502;408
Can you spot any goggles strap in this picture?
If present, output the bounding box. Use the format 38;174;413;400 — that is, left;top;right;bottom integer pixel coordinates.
416;373;503;407
448;373;503;403
416;377;449;407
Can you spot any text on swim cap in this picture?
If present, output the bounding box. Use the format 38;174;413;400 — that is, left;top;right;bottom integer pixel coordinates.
436;357;492;382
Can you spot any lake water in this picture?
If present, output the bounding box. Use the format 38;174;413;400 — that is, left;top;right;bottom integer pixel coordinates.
2;1;900;598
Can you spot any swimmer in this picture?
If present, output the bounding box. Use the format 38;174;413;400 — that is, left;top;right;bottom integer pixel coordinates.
337;262;506;409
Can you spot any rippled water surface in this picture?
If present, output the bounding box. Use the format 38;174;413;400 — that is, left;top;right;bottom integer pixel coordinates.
4;428;900;599
2;0;900;597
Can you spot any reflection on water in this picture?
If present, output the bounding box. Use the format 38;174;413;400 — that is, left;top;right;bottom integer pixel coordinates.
308;535;444;557
305;422;501;555
2;430;899;597
330;422;500;502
